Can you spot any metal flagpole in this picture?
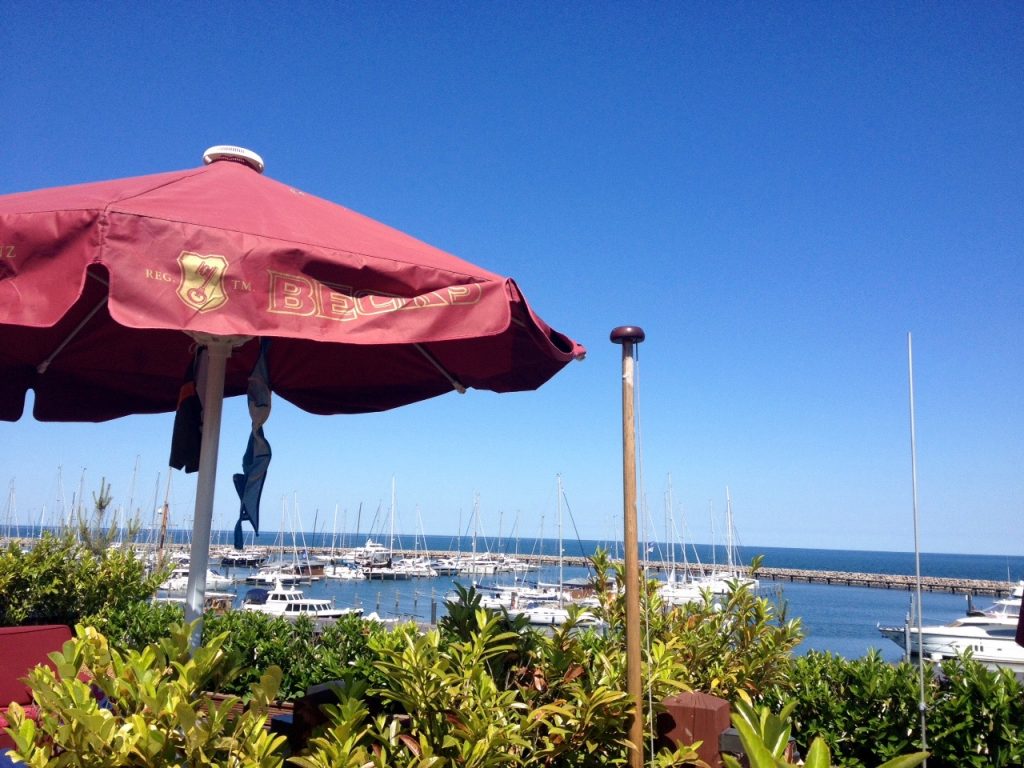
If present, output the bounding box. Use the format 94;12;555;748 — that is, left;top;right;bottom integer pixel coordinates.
611;325;645;768
907;332;928;765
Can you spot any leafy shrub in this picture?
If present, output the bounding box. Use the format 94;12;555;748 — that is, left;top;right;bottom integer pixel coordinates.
202;610;391;701
927;655;1024;767
302;608;684;768
5;622;287;767
767;650;922;765
589;548;802;702
0;531;162;626
722;695;927;768
100;597;184;649
772;650;1024;768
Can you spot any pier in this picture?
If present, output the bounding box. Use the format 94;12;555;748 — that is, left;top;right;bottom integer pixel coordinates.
14;537;1011;599
373;549;1016;598
754;567;1012;597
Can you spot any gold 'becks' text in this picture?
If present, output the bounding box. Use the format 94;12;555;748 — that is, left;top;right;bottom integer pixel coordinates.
267;271;483;321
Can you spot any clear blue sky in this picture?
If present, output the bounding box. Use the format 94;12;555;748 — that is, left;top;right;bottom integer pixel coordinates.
2;2;1021;557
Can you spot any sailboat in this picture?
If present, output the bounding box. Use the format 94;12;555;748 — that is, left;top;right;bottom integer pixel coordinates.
246;497;321;584
691;487;759;596
518;475;601;627
457;493;501;576
363;478;414;581
324;506;366;580
658;475;705;606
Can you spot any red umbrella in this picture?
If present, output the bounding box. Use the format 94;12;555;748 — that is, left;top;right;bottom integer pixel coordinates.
0;146;584;634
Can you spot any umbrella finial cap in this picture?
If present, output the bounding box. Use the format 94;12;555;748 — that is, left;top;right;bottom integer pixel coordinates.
610;326;645;344
203;146;265;174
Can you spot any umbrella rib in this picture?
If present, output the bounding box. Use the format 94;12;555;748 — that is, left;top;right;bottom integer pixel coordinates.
414;344;467;394
37;276;111;374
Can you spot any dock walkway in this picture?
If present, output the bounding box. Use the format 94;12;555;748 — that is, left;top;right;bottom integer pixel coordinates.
389;550;1016;598
123;542;1016;599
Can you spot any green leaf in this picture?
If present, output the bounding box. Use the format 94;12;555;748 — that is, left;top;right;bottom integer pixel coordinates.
803;737;831;768
876;752;930;768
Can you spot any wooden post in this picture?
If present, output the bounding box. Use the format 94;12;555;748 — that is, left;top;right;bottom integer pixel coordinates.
611;325;645;768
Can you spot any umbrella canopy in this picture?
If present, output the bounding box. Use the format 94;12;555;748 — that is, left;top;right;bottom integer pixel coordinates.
0;146;584;637
0;146;583;422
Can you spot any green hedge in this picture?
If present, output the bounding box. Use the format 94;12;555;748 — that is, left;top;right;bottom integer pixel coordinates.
766;650;1024;768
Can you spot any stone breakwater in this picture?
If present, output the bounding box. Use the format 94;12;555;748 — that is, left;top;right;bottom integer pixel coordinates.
397;550;1015;597
87;541;1013;599
754;567;1012;597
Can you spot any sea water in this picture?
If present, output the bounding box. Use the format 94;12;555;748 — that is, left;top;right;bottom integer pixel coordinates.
16;524;1017;662
196;531;1022;663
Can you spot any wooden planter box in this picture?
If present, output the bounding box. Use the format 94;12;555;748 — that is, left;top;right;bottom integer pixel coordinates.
202;692;294;731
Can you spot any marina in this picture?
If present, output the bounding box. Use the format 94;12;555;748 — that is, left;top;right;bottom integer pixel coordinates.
4;534;1020;601
3;529;1021;665
208;545;1020;597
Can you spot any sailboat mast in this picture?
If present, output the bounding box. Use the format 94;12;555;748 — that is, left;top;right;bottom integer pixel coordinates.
389;476;396;560
157;471;172;564
907;333;929;763
55;464;65;534
471;493;478;561
666;474;675;575
72;467;86;533
708;499;716;572
3;480;15;541
557;473;564;608
124;454;139;545
725;486;734;573
148;472;161;548
330;504;339;558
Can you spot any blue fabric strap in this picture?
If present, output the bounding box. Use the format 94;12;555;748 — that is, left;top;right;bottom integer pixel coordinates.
233;339;272;549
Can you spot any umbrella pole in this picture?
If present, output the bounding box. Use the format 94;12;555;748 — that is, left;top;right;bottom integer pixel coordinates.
611;326;645;768
184;338;236;649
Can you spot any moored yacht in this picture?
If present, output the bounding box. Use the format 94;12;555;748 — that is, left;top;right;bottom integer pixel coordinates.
324;563;366;580
517;601;603;627
158;566;234;593
242;581;361;619
215;546;269;568
878;582;1024;672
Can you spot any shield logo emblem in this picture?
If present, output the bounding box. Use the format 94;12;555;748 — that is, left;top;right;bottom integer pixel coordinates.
177;251;229;312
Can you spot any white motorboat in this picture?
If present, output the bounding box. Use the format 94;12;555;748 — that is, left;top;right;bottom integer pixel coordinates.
967;580;1022;621
242;582;361;619
215;546;269;568
878;582;1024;672
457;556;501;576
158;568;190;593
517;601;603;627
690;572;760;597
245;559;323;585
497;554;537;573
158;567;234;593
343;538;388;564
398;558;438;578
362;561;415;580
475;581;564;609
658;578;705;607
429;557;462;576
325;563;366;581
